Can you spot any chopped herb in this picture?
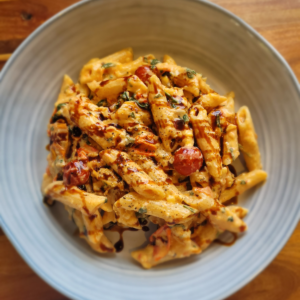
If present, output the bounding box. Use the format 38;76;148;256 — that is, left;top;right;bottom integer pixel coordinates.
229;147;235;160
186;68;196;79
97;99;107;107
102;62;115;69
240;180;246;185
107;137;113;142
189;191;194;196
125;136;135;146
138;207;147;214
154;93;163;98
120;91;130;101
135;100;149;110
128;112;135;118
165;91;178;108
88;111;92;115
56;103;67;111
182;114;189;123
115;100;122;110
183;205;195;213
150;59;161;70
88;94;94;100
104;198;108;203
216;114;222;130
143;56;149;63
227;216;234;222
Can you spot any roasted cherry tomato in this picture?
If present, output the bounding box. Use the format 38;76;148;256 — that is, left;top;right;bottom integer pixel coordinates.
173;147;203;176
135;66;154;85
63;160;90;187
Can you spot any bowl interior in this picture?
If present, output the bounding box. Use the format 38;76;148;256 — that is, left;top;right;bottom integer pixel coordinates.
0;0;300;299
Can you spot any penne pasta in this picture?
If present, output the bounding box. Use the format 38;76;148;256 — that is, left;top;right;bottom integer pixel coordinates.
44;181;108;216
189;104;222;178
237;106;262;171
220;170;268;203
114;192;198;223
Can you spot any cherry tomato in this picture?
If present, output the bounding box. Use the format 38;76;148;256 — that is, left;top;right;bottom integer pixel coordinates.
135;66;154;84
63;160;90;187
174;147;203;176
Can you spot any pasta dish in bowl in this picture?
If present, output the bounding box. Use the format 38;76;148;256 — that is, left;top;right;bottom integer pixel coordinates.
41;47;267;268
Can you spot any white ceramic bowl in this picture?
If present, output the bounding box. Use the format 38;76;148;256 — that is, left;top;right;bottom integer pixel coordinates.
0;0;300;299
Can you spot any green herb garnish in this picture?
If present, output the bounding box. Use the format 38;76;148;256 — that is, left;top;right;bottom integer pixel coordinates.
216;114;222;130
120;91;130;101
97;99;107;107
182;114;189;123
165;91;178;108
150;59;161;70
183;205;195;213
104;198;108;203
102;62;115;69
88;94;94;100
189;191;194;196
135;101;149;110
240;180;246;185
128;112;135;118
154;93;163;98
56;103;67;111
186;68;196;79
138;207;147;214
227;216;234;222
125;136;136;146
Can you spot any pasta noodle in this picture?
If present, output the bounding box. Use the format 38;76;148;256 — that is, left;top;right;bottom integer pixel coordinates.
42;48;267;268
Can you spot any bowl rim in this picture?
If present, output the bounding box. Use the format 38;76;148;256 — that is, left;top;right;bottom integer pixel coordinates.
0;0;299;299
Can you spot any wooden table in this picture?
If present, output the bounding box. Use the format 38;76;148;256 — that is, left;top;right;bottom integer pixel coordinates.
0;0;299;299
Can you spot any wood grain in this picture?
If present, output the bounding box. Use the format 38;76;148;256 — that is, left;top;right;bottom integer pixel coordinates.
0;1;299;299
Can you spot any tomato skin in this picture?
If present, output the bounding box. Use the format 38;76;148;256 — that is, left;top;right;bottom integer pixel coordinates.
63;160;90;187
173;147;203;176
135;66;154;84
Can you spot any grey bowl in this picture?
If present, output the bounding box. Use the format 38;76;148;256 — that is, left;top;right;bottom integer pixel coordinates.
0;0;300;299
